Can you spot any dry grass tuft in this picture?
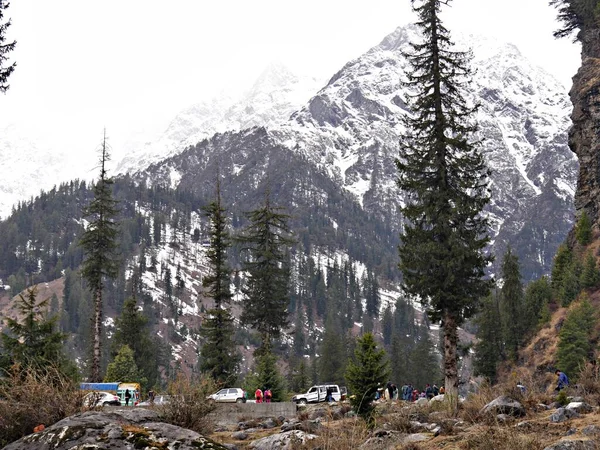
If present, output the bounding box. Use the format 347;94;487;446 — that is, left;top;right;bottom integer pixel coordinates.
0;365;84;447
157;373;216;435
458;425;544;450
295;417;370;450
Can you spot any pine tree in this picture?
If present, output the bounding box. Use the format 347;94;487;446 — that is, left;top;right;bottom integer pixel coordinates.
396;0;492;409
238;191;294;353
290;359;310;393
253;351;285;402
364;271;380;317
499;247;524;361
80;132;120;381
199;182;240;386
560;260;582;307
318;309;346;385
104;345;145;385
473;292;503;383
551;244;573;296
550;0;599;39
0;0;16;93
575;210;593;245
409;327;441;385
580;252;600;289
111;297;158;389
523;276;552;332
345;332;389;427
381;306;394;347
0;287;76;378
556;295;596;381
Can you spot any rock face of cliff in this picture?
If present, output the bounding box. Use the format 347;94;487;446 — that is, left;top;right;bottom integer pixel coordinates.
569;25;600;230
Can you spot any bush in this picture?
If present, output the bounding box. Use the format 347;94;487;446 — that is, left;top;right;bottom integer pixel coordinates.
0;365;83;447
157;374;216;435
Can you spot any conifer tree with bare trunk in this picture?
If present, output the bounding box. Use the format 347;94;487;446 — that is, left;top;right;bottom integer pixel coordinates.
80;131;119;381
396;0;493;411
0;0;16;93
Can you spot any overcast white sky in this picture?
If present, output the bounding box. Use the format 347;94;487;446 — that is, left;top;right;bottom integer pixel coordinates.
0;0;581;159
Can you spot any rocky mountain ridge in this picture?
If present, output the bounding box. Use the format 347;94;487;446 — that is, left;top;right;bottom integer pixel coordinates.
133;26;577;280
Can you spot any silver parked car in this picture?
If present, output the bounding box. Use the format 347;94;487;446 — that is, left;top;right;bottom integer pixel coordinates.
83;391;121;407
208;388;246;403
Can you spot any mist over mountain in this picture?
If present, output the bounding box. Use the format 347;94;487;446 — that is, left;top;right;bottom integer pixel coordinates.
133;26;577;280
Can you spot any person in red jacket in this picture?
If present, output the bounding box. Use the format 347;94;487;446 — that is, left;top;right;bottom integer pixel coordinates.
255;388;263;403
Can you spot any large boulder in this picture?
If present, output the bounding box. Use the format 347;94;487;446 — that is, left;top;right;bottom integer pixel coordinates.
248;430;317;450
480;396;526;417
550;407;580;423
565;402;594;414
543;439;597;450
2;408;227;450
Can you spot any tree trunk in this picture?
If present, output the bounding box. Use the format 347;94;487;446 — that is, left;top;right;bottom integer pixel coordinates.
91;288;103;382
443;310;459;412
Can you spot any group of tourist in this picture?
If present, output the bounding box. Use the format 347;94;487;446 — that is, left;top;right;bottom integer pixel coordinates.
374;382;445;402
399;383;445;401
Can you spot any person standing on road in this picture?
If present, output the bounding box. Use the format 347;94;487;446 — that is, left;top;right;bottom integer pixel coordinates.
125;389;132;406
255;388;263;403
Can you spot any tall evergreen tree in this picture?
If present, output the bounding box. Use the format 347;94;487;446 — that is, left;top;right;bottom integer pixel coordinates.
556;295;596;380
0;287;76;378
551;244;573;297
523;276;552;332
199;182;240;386
499;246;524;361
80;132;120;381
580;252;600;289
396;0;492;409
345;332;389;428
575;210;593;245
473;292;503;383
0;0;16;93
550;0;599;39
104;345;144;385
318;307;346;385
111;297;158;389
238;191;294;353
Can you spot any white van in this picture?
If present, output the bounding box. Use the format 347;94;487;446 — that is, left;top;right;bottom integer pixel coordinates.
292;384;341;405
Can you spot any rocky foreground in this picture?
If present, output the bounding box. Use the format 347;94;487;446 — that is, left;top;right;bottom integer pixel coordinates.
2;408;228;450
5;395;600;449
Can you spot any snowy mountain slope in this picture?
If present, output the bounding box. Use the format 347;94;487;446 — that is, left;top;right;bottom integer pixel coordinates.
0;123;98;217
114;61;324;175
135;26;576;279
0;62;323;219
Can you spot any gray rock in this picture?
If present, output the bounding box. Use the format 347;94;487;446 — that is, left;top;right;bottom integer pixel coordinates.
481;396;526;417
543;439;597;450
402;433;430;443
496;413;512;422
359;430;404;450
566;402;593;414
582;425;600;436
260;417;278;429
430;394;445;403
2;409;228;449
231;431;248;440
415;397;429;407
249;430;317;450
550;407;580;423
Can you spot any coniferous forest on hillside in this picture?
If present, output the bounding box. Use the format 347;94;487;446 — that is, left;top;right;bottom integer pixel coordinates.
3;0;600;448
